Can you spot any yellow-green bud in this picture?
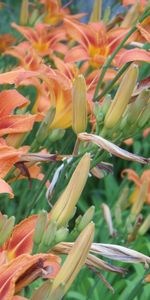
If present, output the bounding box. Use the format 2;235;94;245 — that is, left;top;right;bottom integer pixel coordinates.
20;0;29;25
42;220;57;248
138;215;150;235
33;211;47;246
72;75;87;134
55;227;69;243
36;106;56;144
0;216;15;247
77;206;95;232
50;154;90;228
90;0;102;22
104;64;139;129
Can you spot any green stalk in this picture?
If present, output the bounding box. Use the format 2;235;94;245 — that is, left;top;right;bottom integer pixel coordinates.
93;8;150;100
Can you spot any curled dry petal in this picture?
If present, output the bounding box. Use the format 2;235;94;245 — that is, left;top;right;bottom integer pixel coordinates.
20;153;71;163
78;132;150;164
90;243;150;266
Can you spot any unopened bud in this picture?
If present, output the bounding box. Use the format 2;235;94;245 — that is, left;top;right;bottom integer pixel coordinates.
138;214;150;235
72;75;87;134
138;104;150;128
20;0;29;25
48;128;65;142
94;95;112;124
104;64;139;129
0;216;15;247
50;154;90;227
122;2;141;27
90;0;102;22
42;220;57;249
33;211;47;246
55;227;69;243
102;203;116;237
125;89;150;126
36;106;56;144
77;206;95;232
0;213;8;231
51;223;94;294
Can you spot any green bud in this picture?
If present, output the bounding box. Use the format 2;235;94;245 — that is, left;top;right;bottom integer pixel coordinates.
33;211;47;246
55;227;69;243
36;106;56;144
0;214;8;231
138;215;150;235
101;94;112;115
48;128;65;142
42;220;57;248
29;8;40;25
138;104;150;128
126;89;150;125
0;216;15;247
77;206;95;232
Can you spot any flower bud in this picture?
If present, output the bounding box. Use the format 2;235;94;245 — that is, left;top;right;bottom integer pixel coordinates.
77;206;95;232
125;89;150;126
138;104;150;128
50;153;91;227
90;0;102;22
33;211;47;246
50;223;94;294
36;106;56;144
138;214;150;235
104;64;139;129
55;227;69;243
20;0;29;25
0;216;15;247
72;75;87;134
42;220;57;249
48;128;65;142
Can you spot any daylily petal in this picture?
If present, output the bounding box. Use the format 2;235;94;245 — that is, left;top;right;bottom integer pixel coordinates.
65;45;89;63
117;48;150;66
6;215;37;260
0;69;39;85
0;90;29;116
0;114;41;137
0;179;14;198
0;145;27;178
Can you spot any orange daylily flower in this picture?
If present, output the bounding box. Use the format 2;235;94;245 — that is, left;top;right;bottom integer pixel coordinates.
121;169;150;204
0;33;16;53
11;22;67;58
64;19;150;68
39;0;85;25
0;212;60;299
0;253;60;300
5;42;44;71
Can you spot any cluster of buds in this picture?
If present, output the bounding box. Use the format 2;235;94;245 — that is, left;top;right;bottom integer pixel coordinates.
33;154;92;253
93;64;150;143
